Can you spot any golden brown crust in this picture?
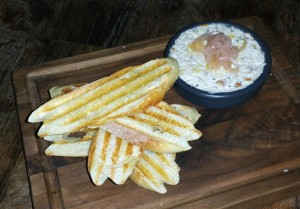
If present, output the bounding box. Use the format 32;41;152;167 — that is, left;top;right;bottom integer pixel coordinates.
31;58;179;136
130;150;180;193
101;120;192;153
88;128;142;185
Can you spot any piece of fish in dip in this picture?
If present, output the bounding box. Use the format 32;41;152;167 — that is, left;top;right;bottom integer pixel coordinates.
169;23;266;93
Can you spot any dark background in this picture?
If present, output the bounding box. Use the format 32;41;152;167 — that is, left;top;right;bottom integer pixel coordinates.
0;0;299;208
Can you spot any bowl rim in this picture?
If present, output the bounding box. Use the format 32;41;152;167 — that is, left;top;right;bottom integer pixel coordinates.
164;20;272;98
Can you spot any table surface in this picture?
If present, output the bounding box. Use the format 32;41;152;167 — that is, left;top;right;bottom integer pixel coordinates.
1;1;299;208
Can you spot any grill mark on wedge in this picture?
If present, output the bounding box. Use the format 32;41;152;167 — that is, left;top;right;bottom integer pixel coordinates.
67;66;172;126
129;114;181;136
143;107;190;129
102;132;111;161
87;129;100;170
112;137;122;165
156;102;180;114
95;131;110;182
71;90;157;131
62;78;172;131
44;64;172;126
86;66;172;114
110;168;116;182
158;154;174;168
95;165;105;185
135;160;160;187
143;153;170;181
44;66;135;112
126;143;134;157
123;163;129;171
44;60;164;112
44;61;167;123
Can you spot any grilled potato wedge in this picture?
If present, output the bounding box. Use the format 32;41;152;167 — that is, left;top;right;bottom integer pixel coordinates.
130;150;180;194
101;101;202;153
45;140;92;157
88;129;142;185
28;58;179;137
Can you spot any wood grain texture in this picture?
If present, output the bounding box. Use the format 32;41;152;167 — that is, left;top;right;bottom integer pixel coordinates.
1;0;299;208
12;17;300;209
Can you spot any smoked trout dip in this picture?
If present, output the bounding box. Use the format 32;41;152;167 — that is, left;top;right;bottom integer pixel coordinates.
169;23;266;93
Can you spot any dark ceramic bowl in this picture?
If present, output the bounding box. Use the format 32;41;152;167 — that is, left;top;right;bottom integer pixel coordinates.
164;21;272;109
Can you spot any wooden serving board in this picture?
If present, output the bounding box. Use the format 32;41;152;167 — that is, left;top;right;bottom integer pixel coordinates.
13;17;300;209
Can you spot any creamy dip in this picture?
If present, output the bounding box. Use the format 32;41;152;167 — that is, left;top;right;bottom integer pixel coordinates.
169;23;266;93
